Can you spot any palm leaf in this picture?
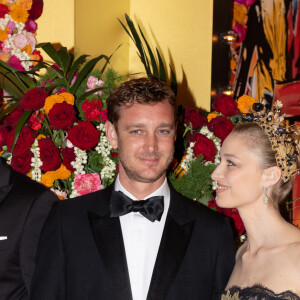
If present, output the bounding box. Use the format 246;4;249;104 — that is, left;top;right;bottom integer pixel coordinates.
119;14;177;94
10;110;31;153
138;25;159;78
67;54;89;85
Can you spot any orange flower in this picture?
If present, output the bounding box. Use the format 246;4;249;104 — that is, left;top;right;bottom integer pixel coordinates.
43;93;74;113
21;44;31;55
29;52;40;66
9;3;29;23
233;2;248;25
207;112;218;122
0;0;7;4
37;134;46;140
237;95;257;113
16;0;32;10
60;93;75;105
0;27;9;42
40;164;72;188
0;53;8;62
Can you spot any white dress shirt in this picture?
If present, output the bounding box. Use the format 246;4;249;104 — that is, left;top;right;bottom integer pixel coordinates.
114;176;170;300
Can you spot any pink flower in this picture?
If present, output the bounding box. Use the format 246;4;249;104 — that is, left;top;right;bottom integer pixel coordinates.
73;173;102;196
234;0;256;7
13;33;27;49
7;20;15;34
8;55;25;71
86;76;104;96
25;19;37;33
1;41;12;54
26;32;36;49
233;23;247;43
70;72;78;86
87;76;104;89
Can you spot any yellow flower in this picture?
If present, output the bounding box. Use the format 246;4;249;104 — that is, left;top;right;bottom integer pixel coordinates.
0;0;7;4
43;93;74;113
233;2;248;25
237;95;257;113
40;164;71;188
9;4;29;23
207;112;218;122
0;27;9;42
16;0;32;10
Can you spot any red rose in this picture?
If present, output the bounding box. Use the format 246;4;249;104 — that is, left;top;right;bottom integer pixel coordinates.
81;99;102;121
100;108;108;122
28;112;43;131
48;102;77;130
67;121;100;150
185;108;207;129
3;107;24;129
20;87;48;111
61;147;76;172
28;0;43;20
6;127;36;155
0;125;9;148
189;132;217;162
212;94;241;116
11;150;33;174
208;116;234;142
38;138;61;172
0;4;9;18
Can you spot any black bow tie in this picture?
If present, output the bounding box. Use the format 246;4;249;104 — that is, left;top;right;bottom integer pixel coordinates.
110;191;164;222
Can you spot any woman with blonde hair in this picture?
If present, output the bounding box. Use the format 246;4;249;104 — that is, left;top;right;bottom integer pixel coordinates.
213;101;300;299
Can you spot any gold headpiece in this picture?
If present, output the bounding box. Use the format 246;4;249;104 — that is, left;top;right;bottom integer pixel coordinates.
243;100;299;182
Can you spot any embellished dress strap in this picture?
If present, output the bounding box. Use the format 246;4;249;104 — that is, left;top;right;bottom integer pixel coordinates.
219;284;300;300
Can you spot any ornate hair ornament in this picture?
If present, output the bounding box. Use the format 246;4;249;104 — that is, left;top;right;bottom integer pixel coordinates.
243;100;299;182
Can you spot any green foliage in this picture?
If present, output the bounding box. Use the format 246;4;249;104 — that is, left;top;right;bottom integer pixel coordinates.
0;43;120;153
169;156;216;206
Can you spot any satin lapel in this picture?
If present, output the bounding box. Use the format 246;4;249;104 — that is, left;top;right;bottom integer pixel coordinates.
0;158;13;206
88;211;133;300
147;213;194;300
0;184;13;205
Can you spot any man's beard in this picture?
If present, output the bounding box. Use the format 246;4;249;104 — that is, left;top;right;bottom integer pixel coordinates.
119;149;174;183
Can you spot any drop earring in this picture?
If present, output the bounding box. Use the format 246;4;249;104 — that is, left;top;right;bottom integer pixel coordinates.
263;186;269;204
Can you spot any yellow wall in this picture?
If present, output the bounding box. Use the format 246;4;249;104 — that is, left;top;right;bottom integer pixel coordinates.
127;0;213;110
74;0;130;78
36;0;75;53
38;0;213;111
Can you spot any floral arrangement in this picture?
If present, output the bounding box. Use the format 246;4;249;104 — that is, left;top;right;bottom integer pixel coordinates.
0;42;122;199
0;0;43;71
169;93;258;237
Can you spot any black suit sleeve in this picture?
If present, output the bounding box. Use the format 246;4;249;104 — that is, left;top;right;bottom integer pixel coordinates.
212;217;236;298
30;202;66;300
20;189;57;294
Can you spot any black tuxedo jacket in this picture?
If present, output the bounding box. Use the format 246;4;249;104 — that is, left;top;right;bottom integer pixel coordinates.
31;183;236;300
0;158;57;300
